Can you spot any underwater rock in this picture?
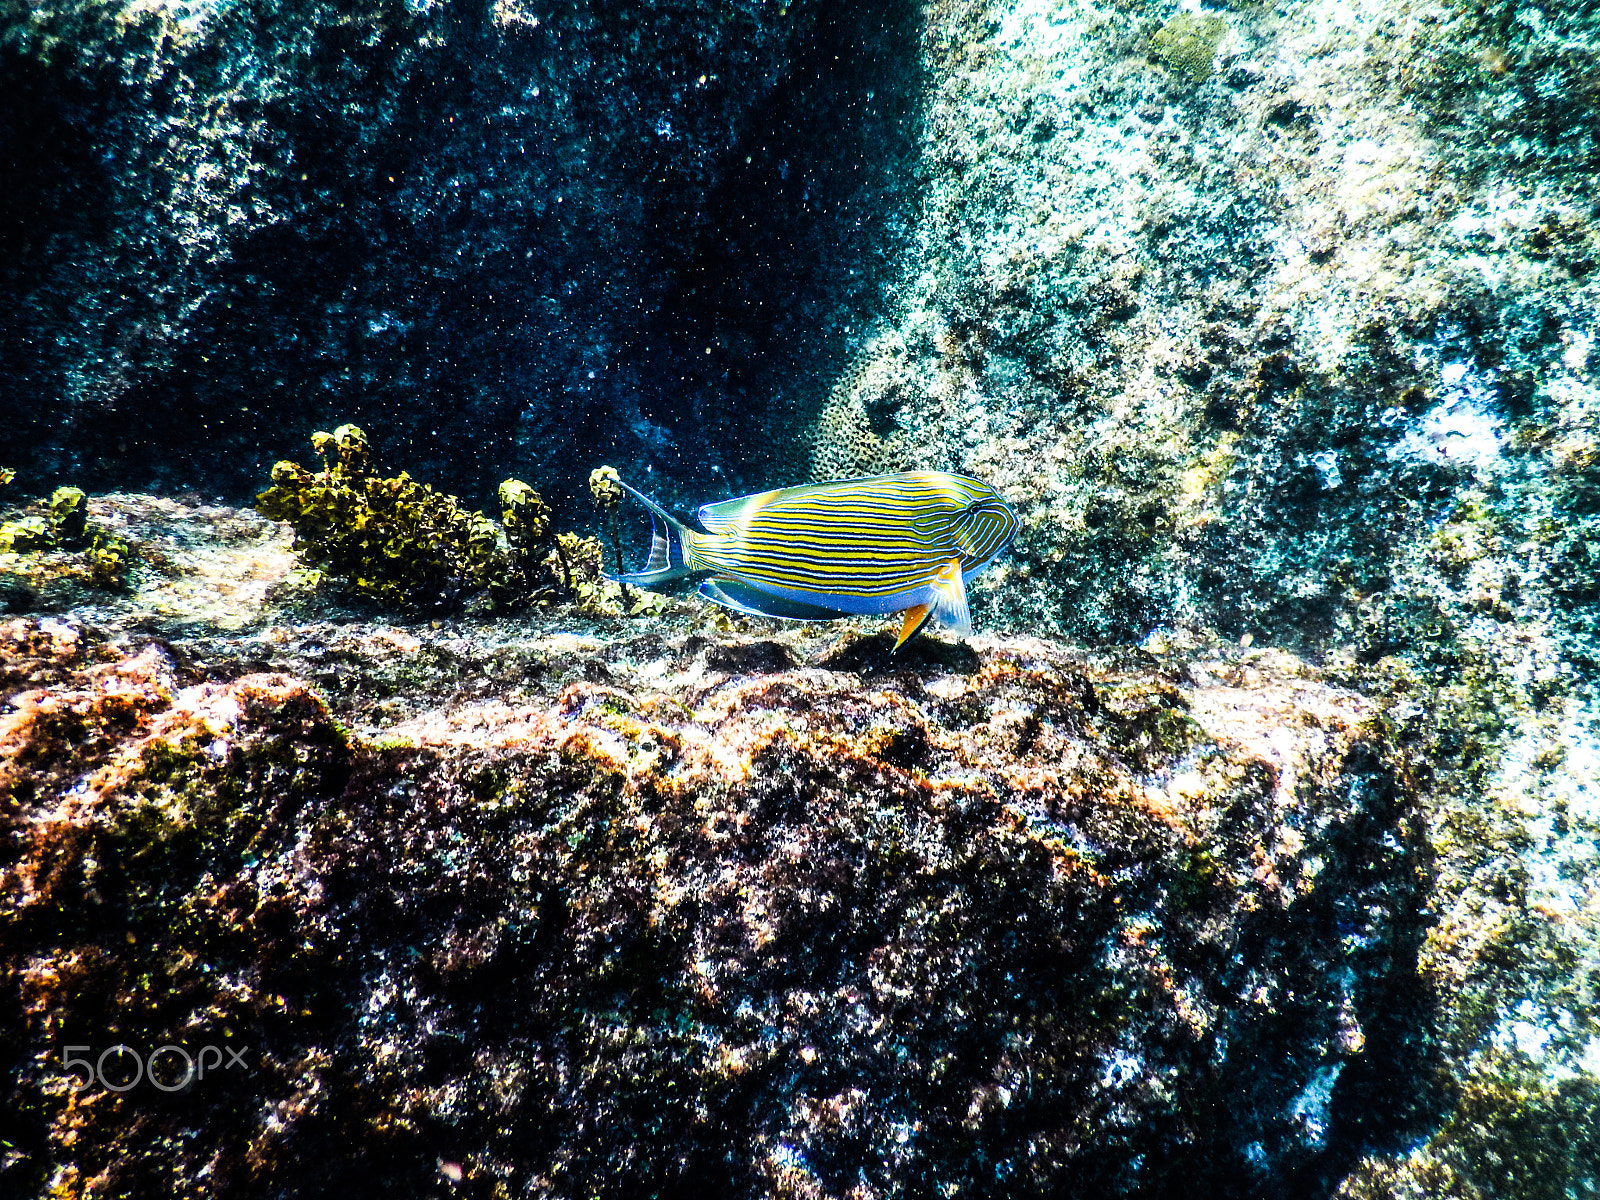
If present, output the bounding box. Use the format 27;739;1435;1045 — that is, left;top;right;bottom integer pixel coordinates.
4;0;1600;1189
0;492;293;622
1;602;1441;1198
1;487;132;601
0;0;914;509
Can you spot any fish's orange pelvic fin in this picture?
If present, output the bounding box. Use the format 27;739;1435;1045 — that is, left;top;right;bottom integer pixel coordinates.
893;603;934;651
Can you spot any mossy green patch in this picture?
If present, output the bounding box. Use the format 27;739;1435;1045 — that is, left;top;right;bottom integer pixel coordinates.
47;486;88;547
257;425;507;612
1151;13;1227;84
1356;1056;1600;1200
368;732;418;752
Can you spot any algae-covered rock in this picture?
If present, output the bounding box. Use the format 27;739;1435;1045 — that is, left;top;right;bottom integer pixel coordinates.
0;514;50;554
1150;13;1228;84
45;485;87;547
0;486;130;599
0;614;1440;1198
0;0;902;509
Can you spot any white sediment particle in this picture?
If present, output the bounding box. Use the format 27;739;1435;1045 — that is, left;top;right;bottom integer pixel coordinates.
1386;361;1504;470
1305;449;1342;490
1099;1046;1143;1088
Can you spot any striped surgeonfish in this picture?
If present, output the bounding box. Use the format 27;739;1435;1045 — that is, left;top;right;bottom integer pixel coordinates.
609;471;1019;650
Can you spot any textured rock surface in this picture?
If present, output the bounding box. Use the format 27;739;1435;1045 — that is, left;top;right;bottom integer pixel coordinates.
1;578;1437;1198
0;0;917;504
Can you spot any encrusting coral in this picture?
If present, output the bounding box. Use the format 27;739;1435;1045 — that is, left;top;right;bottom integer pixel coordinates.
1149;13;1228;85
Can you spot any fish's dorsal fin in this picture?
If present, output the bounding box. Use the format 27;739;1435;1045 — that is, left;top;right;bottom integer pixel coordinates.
696;487;785;534
930;558;972;638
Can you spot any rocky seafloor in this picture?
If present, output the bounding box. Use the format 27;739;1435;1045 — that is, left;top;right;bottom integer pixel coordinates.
3;498;1446;1198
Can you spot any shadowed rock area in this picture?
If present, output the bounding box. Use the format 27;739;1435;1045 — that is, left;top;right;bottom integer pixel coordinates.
0;0;921;506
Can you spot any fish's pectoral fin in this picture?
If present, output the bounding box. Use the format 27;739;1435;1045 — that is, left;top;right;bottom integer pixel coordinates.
930;557;973;638
696;488;781;534
892;603;934;651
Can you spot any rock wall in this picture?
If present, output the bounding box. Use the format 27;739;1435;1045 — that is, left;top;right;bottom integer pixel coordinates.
0;0;919;505
4;0;1600;1195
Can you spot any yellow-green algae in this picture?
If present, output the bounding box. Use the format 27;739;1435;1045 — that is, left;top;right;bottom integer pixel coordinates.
257;425;526;612
0;482;131;589
1150;13;1228;84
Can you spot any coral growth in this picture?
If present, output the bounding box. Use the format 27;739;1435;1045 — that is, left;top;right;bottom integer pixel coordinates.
1150;14;1228;85
807;396;889;481
256;425;529;613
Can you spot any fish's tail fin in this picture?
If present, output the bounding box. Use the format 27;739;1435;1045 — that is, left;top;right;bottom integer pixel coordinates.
608;478;702;587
